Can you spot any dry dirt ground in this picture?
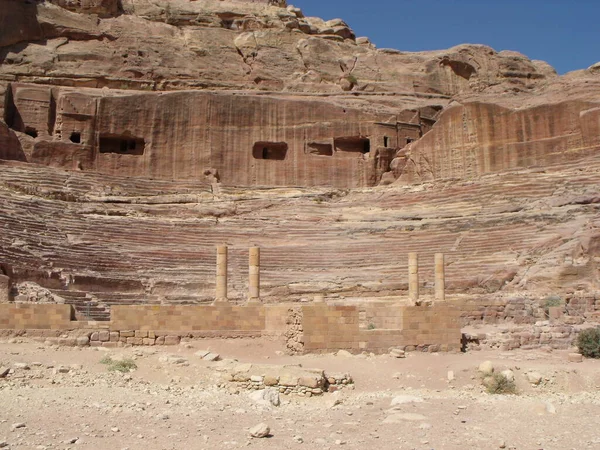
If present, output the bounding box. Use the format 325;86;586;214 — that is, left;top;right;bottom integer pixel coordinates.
1;337;600;450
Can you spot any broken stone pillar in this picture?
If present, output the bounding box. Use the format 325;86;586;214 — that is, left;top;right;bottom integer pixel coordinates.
0;274;10;303
435;253;445;301
248;247;260;302
215;246;228;302
408;252;419;303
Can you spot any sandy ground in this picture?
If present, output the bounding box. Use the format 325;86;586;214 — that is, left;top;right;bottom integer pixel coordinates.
1;337;600;450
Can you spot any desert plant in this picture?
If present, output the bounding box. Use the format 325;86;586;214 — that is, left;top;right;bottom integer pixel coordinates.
367;323;376;330
100;356;137;373
542;295;563;317
345;74;358;85
576;327;600;358
484;372;517;395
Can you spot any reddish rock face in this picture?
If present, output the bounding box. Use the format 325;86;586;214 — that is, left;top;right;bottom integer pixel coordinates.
394;101;600;184
5;83;436;187
0;0;600;310
50;0;120;17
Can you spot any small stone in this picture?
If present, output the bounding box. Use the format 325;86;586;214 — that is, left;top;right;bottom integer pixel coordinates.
11;422;26;430
382;413;427;423
390;348;405;358
203;353;220;362
544;401;556;414
194;350;210;358
293;435;303;443
0;441;8;448
447;370;455;382
478;361;494;376
568;353;583;363
111;427;120;432
0;367;9;378
249;423;270;438
500;369;515;382
156;413;169;420
334;439;346;445
13;363;29;370
499;440;506;448
526;372;543;385
390;395;424;406
248;388;280;407
336;350;353;357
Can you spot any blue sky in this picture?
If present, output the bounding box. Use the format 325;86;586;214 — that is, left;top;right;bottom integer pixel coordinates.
296;0;600;74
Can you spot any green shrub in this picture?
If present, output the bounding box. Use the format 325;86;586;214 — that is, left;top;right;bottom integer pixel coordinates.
484;372;517;395
100;356;137;373
345;74;358;85
541;295;563;317
577;327;600;358
367;323;376;330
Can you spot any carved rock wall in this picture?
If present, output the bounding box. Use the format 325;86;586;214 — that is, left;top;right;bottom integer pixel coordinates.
6;83;410;187
395;100;600;183
50;0;121;17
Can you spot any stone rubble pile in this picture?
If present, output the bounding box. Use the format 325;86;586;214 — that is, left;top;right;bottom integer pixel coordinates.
218;362;353;396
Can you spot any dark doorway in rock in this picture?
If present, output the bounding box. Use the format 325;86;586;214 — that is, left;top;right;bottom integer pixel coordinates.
99;135;145;155
69;132;81;144
334;136;370;154
252;142;288;160
24;127;38;138
383;136;390;147
306;142;333;156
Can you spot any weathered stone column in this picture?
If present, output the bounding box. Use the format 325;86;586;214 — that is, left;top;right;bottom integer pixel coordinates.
408;252;419;303
248;247;260;302
435;253;445;301
215;246;228;302
0;274;10;303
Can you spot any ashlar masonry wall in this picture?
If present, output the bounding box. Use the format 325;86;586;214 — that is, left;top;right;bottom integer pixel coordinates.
0;302;462;353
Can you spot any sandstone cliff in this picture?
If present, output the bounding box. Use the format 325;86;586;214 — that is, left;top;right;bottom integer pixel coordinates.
0;0;599;311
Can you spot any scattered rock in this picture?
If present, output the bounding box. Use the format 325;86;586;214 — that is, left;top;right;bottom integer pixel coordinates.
336;350;353;358
500;369;515;382
389;348;405;358
390;395;424;406
194;350;210;358
11;423;26;430
568;353;583;363
382;413;427;423
248;388;280;407
249;423;270;438
526;372;543;385
203;353;220;362
478;361;494;376
447;370;455;382
0;367;9;378
544;401;556;414
13;363;29;370
293;435;303;443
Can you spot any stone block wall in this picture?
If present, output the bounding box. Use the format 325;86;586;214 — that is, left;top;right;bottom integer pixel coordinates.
0;303;73;329
0;302;462;353
400;305;462;351
302;305;359;352
110;305;265;332
301;303;462;353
